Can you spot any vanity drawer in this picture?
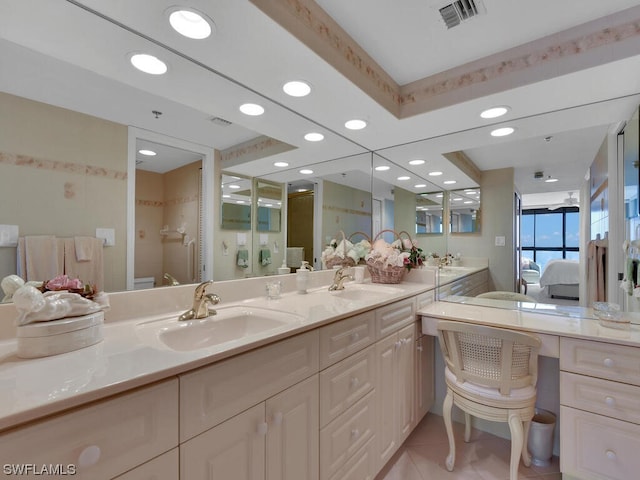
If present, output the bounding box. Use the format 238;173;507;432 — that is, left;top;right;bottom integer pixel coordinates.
180;330;319;441
376;298;415;339
319;311;375;369
415;290;435;311
560;337;640;386
114;448;178;479
328;437;376;480
561;371;640;424
320;390;376;480
0;379;178;480
561;406;640;480
320;345;376;427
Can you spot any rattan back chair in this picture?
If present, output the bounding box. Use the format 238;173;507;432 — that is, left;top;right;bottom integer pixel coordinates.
437;320;542;480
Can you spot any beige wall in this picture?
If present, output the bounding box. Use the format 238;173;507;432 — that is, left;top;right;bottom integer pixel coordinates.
0;92;127;291
321;180;372;247
135;170;164;286
393;186;417;238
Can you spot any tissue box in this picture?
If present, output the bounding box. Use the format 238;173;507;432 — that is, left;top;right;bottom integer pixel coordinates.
16;311;104;358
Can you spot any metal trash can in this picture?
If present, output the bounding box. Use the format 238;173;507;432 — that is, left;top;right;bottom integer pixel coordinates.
528;408;556;467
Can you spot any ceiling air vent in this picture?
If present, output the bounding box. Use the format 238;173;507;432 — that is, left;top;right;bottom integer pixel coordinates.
439;0;485;29
210;116;232;127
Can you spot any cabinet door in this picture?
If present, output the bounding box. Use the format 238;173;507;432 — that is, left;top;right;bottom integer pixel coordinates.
266;376;319;480
414;335;434;426
114;449;178;480
397;323;415;444
181;403;266;480
375;333;399;468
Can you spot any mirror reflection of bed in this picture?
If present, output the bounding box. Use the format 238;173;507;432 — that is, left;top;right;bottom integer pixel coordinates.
527;259;580;306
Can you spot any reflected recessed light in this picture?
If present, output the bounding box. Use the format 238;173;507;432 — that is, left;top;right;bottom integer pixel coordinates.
414;184;427;188
283;80;311;97
300;169;314;175
130;53;167;75
444;180;457;185
222;194;230;198
464;200;473;204
480;106;510;119
304;132;324;142
239;103;265;116
375;165;390;171
168;9;213;39
453;198;463;202
436;193;443;198
428;171;443;176
265;203;273;207
345;119;367;130
397;176;410;181
409;159;425;166
138;149;156;156
464;189;476;193
545;177;559;183
229;185;241;189
297;188;308;192
236;200;245;204
274;161;289;168
491;127;515;137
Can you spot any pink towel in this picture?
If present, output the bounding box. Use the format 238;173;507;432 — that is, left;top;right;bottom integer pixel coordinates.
64;238;104;291
22;235;62;282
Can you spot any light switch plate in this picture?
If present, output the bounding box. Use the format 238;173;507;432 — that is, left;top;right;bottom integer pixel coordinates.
237;233;247;246
0;224;19;247
260;234;268;246
495;235;506;247
96;228;115;246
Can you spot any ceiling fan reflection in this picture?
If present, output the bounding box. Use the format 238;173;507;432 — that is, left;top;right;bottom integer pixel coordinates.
548;192;580;210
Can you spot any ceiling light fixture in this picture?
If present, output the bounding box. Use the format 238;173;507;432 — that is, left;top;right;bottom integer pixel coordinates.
491;127;515;137
138;149;156;156
345;119;367;130
130;53;167;75
274;161;289;167
480;106;510;119
239;103;264;116
545;177;559;183
415;184;427;188
168;9;213;39
229;185;241;189
444;180;457;185
283;80;311;97
397;176;410;181
300;169;314;174
304;132;324;142
375;166;390;171
409;159;425;166
428;171;443;176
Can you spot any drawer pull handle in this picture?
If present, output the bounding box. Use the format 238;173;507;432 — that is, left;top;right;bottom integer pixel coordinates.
605;396;616;407
273;411;283;426
603;358;615;368
350;332;360;343
351;428;360;440
395;341;402;350
257;422;268;436
350;377;360;388
78;445;101;468
605;450;617;460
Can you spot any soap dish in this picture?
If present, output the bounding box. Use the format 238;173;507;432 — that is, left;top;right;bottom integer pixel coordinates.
16;311;104;358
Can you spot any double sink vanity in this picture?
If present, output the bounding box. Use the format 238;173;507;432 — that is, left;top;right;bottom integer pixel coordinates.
1;264;639;479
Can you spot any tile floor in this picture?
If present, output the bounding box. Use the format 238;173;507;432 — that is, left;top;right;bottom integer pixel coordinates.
375;413;561;480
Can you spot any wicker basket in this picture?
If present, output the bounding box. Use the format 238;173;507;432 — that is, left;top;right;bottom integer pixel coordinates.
323;230;357;269
366;230;415;284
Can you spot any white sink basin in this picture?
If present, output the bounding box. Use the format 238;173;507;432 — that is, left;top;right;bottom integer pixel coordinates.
320;283;404;301
136;306;304;351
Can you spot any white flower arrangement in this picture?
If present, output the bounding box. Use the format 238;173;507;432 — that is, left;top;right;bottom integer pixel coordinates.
365;238;410;268
321;237;371;266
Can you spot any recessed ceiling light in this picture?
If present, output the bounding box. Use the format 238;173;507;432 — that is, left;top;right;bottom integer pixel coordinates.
444;180;457;185
222;194;230;198
283;80;311;97
464;200;473;204
274;161;289;168
436;193;443;198
464;189;476;193
453;198;463;202
397;176;410;181
409;159;425;166
480;106;510;119
236;200;245;204
300;169;314;175
375;166;390;171
239;103;264;116
168;9;213;39
229;185;241;189
345;119;367;130
297;188;308;192
428;171;443;176
304;132;324;142
414;184;427;188
545;177;559;183
130;53;167;75
491;127;515;137
138;149;156;156
265;203;273;207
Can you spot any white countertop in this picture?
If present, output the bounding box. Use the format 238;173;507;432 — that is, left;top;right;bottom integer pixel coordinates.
0;279;431;432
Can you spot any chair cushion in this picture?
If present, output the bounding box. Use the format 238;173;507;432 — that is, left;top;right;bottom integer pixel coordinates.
445;366;536;407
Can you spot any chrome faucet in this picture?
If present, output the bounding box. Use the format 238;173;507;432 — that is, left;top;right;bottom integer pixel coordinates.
178;280;221;321
328;267;353;291
164;273;180;286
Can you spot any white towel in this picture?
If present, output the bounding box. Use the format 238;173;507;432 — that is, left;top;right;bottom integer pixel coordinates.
23;235;61;281
74;236;95;262
64;238;104;291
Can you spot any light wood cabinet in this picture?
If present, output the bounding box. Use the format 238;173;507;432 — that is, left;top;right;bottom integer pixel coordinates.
436;268;489;300
414;334;434;425
114;449;179;480
375;322;415;469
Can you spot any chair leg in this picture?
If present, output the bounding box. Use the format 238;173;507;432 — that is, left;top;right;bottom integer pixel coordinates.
443;389;456;472
464;412;471;442
521;420;532;467
507;412;524;480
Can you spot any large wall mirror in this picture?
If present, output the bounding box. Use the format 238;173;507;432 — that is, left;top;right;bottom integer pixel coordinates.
416;192;444;234
449;188;481;234
221;173;252;231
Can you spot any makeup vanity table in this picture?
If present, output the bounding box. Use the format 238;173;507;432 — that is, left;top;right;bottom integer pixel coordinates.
419;298;640;480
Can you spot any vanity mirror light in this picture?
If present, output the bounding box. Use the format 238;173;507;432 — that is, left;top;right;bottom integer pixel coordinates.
449;188;481;234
